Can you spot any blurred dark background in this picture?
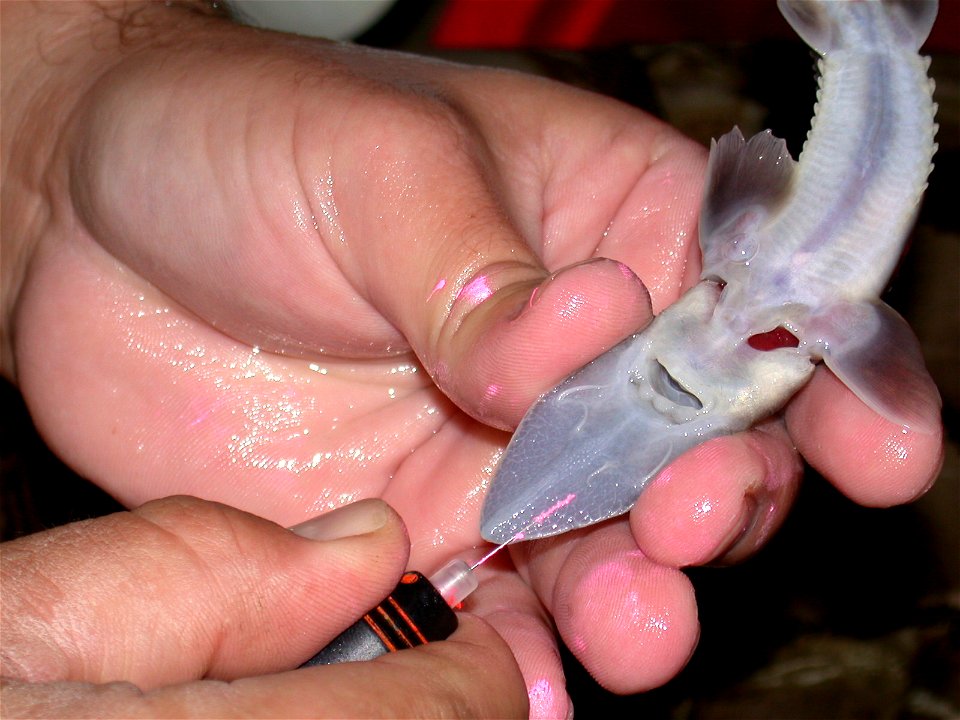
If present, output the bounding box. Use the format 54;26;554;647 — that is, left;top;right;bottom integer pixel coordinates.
3;1;957;717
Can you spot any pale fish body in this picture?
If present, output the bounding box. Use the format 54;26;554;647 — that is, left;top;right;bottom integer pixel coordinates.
481;0;941;544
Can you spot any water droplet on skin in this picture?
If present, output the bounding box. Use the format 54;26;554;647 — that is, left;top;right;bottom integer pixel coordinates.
692;496;714;522
558;292;587;320
879;433;910;465
642;607;671;637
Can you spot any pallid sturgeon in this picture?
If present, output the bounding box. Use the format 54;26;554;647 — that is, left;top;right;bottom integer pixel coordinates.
481;0;941;544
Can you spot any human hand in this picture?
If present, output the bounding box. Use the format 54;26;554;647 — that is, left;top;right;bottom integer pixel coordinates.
0;496;527;718
1;2;943;717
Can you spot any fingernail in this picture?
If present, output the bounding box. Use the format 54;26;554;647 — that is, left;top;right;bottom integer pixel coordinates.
519;258;621;319
514;259;591;320
539;258;608;294
447;262;544;327
290;499;389;541
711;494;761;565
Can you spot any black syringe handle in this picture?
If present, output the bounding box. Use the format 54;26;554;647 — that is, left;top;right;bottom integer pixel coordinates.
301;571;459;666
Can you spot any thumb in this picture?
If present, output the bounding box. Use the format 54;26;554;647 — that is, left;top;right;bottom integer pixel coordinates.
318;96;654;431
430;256;653;429
0;496;409;688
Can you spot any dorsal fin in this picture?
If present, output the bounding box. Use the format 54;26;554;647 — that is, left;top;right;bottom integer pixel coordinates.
699;128;796;274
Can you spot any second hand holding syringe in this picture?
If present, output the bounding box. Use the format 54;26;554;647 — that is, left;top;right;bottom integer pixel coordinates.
300;537;515;666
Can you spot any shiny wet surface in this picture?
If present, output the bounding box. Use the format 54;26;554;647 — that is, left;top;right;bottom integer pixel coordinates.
3;3;957;717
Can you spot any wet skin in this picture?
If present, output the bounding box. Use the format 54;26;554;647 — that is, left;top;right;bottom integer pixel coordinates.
1;2;943;717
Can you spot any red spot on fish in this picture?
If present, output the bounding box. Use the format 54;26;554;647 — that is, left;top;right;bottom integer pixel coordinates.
748;326;800;351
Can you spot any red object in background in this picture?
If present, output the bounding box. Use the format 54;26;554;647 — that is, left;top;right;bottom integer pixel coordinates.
433;0;959;52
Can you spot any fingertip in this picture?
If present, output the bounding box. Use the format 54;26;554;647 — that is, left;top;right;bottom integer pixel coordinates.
467;560;569;719
438;257;652;429
631;429;800;567
419;613;530;719
630;438;763;567
136;497;411;678
787;369;945;507
472;610;564;720
551;525;699;693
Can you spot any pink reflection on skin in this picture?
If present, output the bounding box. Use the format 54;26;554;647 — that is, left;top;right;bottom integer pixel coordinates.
527;283;542;307
527;677;561;719
189;410;211;427
482;383;501;403
456;273;494;305
616;259;637;280
427;277;446;302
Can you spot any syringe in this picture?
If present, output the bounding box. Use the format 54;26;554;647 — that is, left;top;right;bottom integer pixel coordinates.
300;538;515;666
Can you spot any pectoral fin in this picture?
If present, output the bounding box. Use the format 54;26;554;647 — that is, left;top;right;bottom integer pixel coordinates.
805;300;941;433
699;128;797;275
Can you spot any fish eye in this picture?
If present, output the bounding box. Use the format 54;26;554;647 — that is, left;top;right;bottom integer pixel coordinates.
652;361;703;410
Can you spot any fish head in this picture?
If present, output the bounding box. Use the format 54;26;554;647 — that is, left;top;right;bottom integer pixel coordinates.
480;281;815;544
654;282;816;428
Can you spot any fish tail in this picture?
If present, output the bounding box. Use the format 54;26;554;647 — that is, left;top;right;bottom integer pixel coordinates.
777;0;938;55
